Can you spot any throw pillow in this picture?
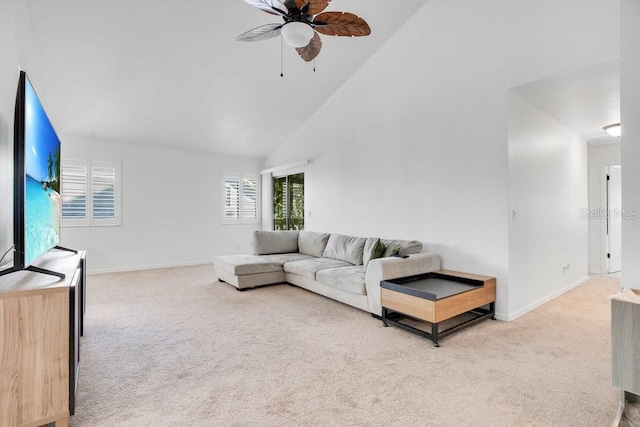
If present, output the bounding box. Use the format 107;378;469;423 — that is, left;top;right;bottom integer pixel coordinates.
374;240;385;259
380;239;422;255
363;238;386;270
382;244;401;257
363;238;379;270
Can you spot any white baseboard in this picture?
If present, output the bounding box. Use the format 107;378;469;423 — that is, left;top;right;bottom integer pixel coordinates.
494;311;509;322
87;260;213;275
507;276;589;321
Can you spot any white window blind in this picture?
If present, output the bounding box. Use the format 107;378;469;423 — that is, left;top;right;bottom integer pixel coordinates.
61;159;122;227
242;178;257;220
91;162;117;222
61;160;88;223
223;173;259;224
281;179;289;221
224;176;240;220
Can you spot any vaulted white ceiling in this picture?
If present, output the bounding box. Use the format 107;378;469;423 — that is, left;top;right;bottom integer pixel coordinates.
511;59;620;146
25;0;429;157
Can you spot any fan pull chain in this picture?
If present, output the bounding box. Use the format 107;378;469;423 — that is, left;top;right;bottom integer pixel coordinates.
313;59;316;72
280;37;284;77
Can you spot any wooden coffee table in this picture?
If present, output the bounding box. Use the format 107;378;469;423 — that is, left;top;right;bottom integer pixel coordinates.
380;269;496;347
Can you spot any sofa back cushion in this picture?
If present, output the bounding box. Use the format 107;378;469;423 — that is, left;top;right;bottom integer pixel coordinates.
380;238;422;256
323;234;367;265
298;231;331;257
253;230;300;255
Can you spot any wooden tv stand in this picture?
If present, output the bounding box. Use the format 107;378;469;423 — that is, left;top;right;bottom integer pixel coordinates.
380;269;496;346
0;250;86;427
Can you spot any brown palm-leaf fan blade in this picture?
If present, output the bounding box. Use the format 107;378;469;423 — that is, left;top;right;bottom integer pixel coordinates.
295;31;322;62
294;0;331;15
313;12;371;37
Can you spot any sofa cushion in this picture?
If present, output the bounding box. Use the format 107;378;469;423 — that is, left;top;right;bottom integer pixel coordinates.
363;237;385;270
298;231;331;257
316;266;366;295
214;255;284;276
322;234;367;265
214;253;312;276
258;253;314;264
283;257;352;280
254;230;300;255
380;238;422;256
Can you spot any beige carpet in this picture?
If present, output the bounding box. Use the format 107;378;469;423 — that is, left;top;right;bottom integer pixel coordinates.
71;265;619;426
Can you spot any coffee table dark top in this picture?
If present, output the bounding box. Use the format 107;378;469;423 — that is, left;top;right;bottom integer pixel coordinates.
381;273;480;301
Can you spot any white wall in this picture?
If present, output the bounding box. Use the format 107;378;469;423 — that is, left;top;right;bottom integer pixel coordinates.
508;93;589;319
265;0;619;320
0;0;46;272
621;0;640;290
60;137;263;273
587;144;621;274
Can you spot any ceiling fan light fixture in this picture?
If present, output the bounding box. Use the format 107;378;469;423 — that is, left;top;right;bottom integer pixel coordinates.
281;21;314;48
237;1;370;63
604;123;622;137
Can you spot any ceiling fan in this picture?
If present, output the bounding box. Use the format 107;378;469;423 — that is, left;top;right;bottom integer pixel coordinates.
236;0;371;62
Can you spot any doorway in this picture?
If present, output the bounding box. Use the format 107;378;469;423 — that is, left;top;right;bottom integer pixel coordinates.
607;165;622;273
273;172;304;230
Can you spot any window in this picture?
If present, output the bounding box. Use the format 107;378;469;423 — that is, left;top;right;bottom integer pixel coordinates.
273;172;304;230
61;159;122;227
223;173;258;224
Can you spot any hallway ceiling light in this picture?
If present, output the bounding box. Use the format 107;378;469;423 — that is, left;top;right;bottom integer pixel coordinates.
604;123;621;137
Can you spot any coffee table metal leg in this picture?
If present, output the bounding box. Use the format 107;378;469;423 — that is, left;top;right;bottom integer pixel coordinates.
431;322;439;347
382;307;389;327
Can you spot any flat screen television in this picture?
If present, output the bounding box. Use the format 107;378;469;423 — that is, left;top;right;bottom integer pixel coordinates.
0;71;74;279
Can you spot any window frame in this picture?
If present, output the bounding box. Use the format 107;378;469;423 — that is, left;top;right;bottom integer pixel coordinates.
272;172;304;231
61;159;122;227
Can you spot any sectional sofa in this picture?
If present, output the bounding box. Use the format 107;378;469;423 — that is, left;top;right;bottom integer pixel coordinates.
213;230;441;316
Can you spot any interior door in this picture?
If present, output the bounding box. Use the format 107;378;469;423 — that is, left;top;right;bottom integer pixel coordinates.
607;165;622;273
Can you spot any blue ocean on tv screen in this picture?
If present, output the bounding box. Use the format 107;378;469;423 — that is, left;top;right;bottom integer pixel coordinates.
24;76;61;267
25;175;60;266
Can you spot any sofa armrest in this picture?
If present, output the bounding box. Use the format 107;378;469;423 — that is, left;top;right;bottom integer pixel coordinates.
365;252;442;316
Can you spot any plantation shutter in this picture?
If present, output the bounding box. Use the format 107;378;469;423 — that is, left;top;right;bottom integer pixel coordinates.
91;162;117;222
61;160;88;226
242;178;257;220
282;178;289;224
225;176;240;220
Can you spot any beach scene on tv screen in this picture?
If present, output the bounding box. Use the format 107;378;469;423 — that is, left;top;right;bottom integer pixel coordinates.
24;78;61;267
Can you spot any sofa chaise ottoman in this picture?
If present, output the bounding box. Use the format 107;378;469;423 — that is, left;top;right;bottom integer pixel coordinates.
214;230;441;316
